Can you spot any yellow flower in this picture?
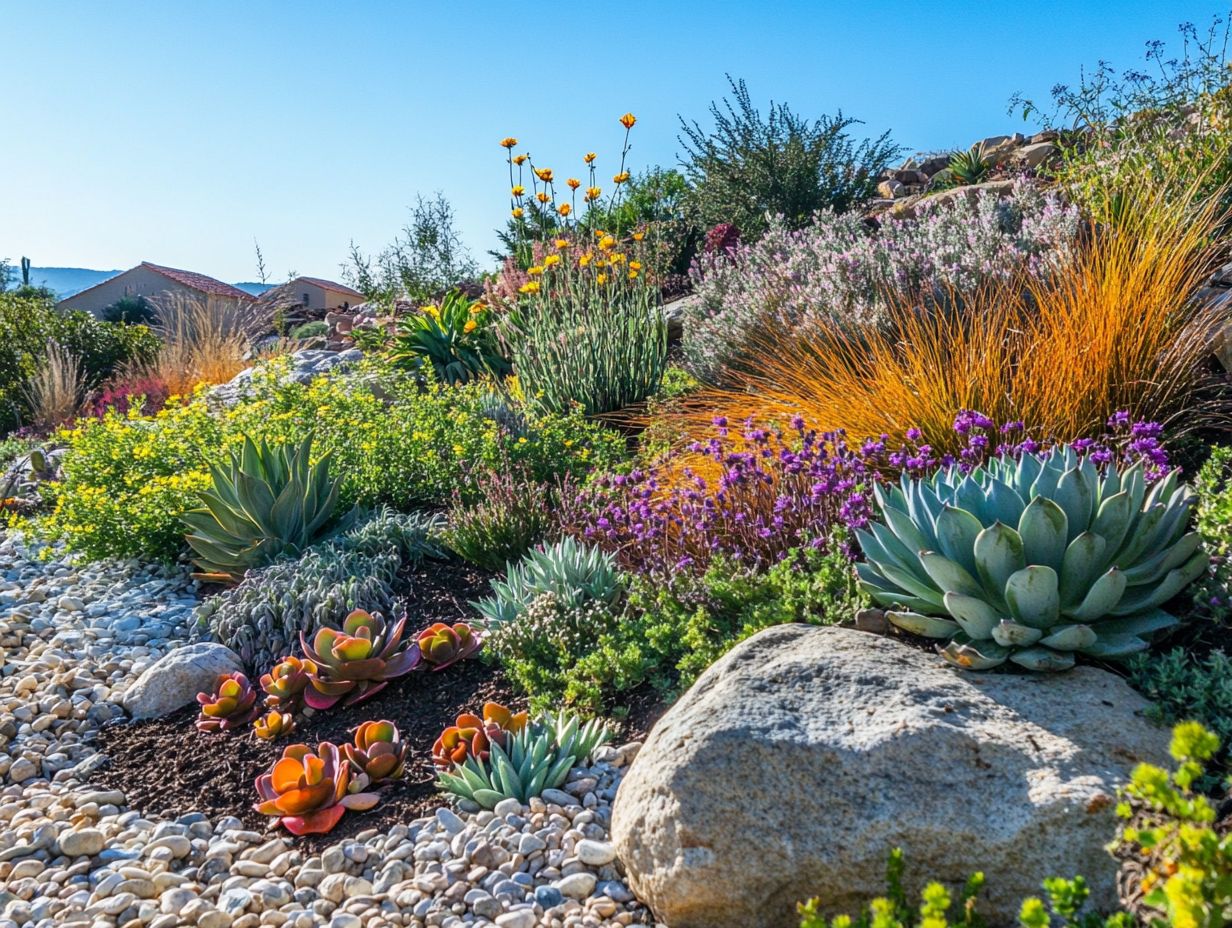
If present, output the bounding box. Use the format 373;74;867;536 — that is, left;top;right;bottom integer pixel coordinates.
566;178;581;190
519;281;541;294
512;207;524;218
543;254;561;267
619;112;636;129
554;238;571;249
536;192;550;203
534;167;554;183
469;302;485;314
585;186;601;201
629;260;642;270
628;270;639;279
513;154;528;166
453;444;465;454
500;137;518;148
463;319;478;333
632;230;646;241
517;437;528;444
609;252;626;265
511;185;525;197
579;252;593;267
613;171;630;184
558;203;572;216
528;265;544;276
596;273;608;285
583;152;597;164
598;234;616;250
420;304;440;317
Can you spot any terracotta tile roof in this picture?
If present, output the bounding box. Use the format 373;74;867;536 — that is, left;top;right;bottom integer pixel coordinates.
141;262;253;301
294;276;365;299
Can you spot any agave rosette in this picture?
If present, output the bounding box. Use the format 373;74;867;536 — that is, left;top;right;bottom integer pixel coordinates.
432;702;528;770
343;719;407;786
300;609;421;710
416;622;482;671
858;446;1207;671
254;741;378;835
195;672;260;733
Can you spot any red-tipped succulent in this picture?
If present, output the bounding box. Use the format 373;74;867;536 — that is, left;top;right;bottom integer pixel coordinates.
416;622;482;671
195;672;260;733
260;656;315;712
343;720;407;787
254;741;379;835
432;701;528;769
254;709;296;741
300;610;421;710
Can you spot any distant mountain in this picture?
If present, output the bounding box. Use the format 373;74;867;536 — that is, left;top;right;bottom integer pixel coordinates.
5;266;121;298
3;267;277;300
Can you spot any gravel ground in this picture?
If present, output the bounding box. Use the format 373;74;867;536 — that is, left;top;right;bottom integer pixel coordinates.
0;534;657;928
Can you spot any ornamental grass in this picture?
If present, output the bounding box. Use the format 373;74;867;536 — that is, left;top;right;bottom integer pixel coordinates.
666;167;1229;456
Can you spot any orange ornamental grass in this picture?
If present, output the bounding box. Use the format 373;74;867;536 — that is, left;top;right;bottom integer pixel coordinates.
669;173;1230;457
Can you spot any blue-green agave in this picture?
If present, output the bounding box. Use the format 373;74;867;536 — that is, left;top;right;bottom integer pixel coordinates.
857;447;1207;671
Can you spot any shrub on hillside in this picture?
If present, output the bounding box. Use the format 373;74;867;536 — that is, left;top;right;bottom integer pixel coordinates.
0;290;159;433
37;360;626;561
678;76;900;239
683;180;1080;382
443;465;557;571
671;169;1226;453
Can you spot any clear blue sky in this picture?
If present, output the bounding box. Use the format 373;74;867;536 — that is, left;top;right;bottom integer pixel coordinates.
3;1;1224;282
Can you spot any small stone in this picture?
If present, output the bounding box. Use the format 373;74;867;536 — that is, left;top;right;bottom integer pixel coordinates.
575;839;615;866
435;807;465;835
496;910;537;928
535;885;564;908
556;872;597;899
493;797;523;817
59;828;106;857
8;757;37;783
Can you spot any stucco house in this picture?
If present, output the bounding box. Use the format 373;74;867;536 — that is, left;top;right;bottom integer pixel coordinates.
258;276;364;315
56;261;253;317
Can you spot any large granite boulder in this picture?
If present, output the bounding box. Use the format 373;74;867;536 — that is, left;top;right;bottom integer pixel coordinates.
611;625;1169;927
122;642;245;720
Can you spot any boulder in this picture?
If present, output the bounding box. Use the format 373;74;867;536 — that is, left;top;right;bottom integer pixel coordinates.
1013;141;1058;170
612;625;1168;928
887;180;1014;220
121;642;245;720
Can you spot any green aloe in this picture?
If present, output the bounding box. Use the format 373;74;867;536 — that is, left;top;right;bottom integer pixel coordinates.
857;446;1207;672
183;435;354;582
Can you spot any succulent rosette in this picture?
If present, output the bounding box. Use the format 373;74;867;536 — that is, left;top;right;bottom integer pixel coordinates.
254;709;296;741
343;720;407;785
300;610;421;710
432;701;528;769
259;656;316;711
254;742;378;835
195;672;260;733
416;622;482;671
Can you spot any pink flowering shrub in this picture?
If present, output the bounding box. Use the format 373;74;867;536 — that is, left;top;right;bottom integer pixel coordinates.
87;376;172;419
683;179;1082;381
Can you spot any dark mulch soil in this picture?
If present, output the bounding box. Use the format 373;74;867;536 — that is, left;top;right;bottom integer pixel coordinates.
93;553;669;849
96;659;522;850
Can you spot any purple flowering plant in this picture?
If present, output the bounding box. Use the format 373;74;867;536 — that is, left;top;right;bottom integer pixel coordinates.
569;408;1171;579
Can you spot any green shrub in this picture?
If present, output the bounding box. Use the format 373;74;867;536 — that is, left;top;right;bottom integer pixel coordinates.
678;76;900;238
487;592;622;713
101;295;157;326
473;537;623;628
38;360;626;562
443;466;556;571
387;290;509;385
1128;648;1232;758
0;290;159;432
182;435;354;582
1192;445;1232;623
560;542;867;712
195;508;441;671
290;321;328;339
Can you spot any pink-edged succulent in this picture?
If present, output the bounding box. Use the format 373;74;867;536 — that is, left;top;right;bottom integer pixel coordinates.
195;672;260;733
259;656;315;712
416;622;482;671
299;609;420;710
253;741;378;835
254;709;296;741
432;701;528;769
343;719;407;787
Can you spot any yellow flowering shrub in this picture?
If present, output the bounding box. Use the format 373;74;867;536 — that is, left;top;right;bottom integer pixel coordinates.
39;360;627;562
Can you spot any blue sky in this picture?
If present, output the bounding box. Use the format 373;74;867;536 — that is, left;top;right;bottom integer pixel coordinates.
3;1;1224;282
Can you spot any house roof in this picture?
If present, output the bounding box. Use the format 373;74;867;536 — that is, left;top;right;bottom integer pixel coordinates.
140;262;253;301
292;276;365;299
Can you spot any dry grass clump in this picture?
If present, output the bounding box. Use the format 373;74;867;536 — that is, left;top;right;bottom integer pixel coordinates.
23;341;87;429
668;171;1229;455
127;295;257;396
